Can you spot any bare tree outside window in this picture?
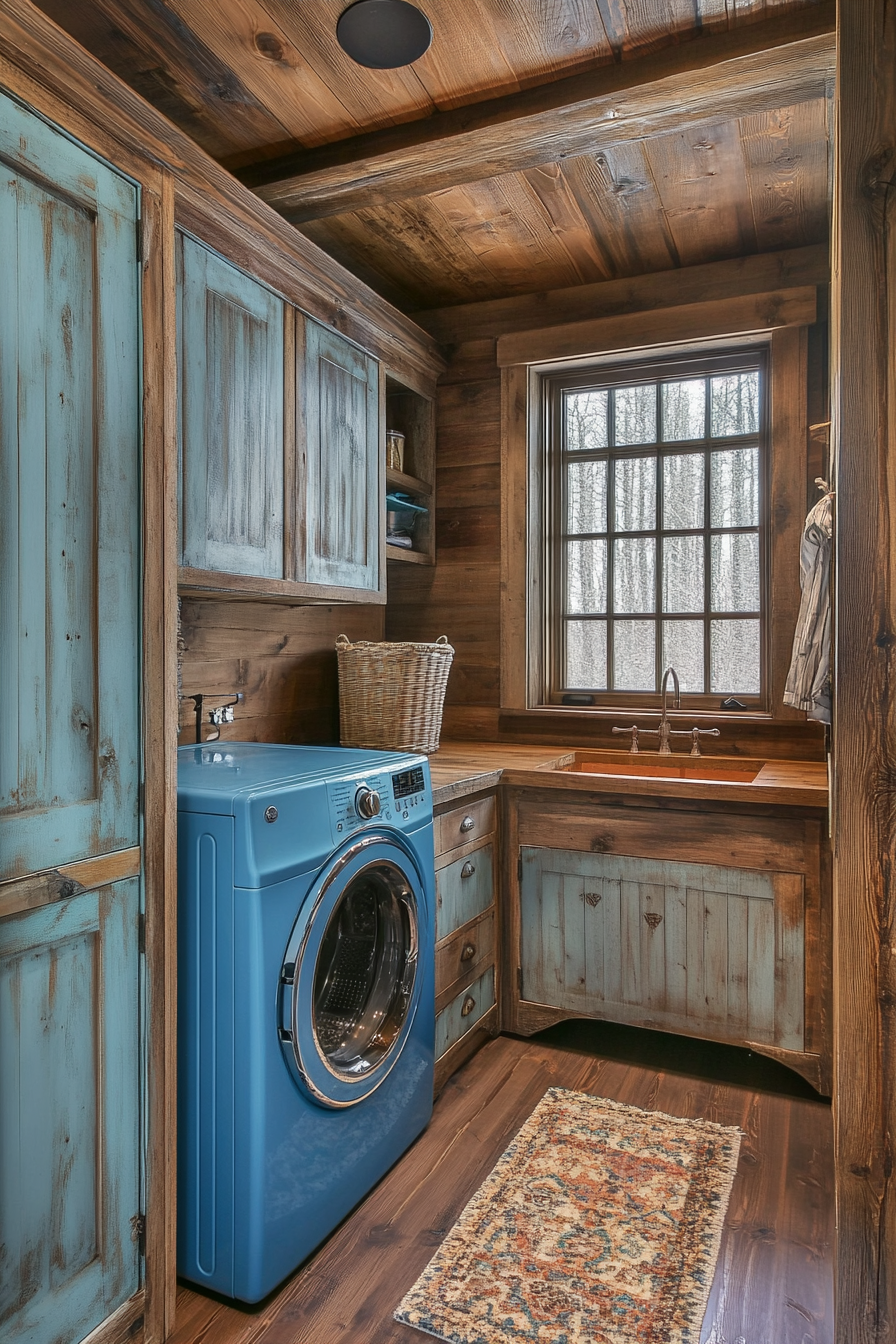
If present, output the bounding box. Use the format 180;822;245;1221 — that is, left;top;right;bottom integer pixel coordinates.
552;352;765;701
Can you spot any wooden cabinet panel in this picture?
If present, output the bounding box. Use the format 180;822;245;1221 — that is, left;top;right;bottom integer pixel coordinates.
520;847;805;1052
435;907;495;1013
178;232;285;579
435;795;496;857
297;317;382;594
0;877;141;1344
0;94;140;879
436;841;494;940
435;966;496;1059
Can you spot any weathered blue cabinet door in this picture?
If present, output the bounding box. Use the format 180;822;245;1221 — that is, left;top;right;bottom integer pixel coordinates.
0;879;141;1344
0;92;142;1344
177;233;285;578
520;847;805;1052
0;95;140;881
299;318;381;594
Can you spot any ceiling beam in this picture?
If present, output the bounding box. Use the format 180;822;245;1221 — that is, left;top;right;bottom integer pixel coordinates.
239;3;835;223
415;244;830;344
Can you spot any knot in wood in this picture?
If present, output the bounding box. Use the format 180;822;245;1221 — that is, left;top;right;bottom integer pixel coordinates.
254;31;285;61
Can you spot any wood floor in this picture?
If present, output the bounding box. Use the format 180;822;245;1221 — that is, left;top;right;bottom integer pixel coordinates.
169;1025;834;1344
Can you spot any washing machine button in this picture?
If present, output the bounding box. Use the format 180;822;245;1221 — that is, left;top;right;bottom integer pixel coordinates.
355;786;381;819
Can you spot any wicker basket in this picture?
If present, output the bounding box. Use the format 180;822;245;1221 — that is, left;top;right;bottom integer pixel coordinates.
336;634;454;755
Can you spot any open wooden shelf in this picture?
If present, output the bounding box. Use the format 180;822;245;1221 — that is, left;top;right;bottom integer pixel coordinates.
385;373;435;568
386;465;432;495
386;542;433;565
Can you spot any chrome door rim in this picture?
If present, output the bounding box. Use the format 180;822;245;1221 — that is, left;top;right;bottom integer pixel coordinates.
286;832;423;1108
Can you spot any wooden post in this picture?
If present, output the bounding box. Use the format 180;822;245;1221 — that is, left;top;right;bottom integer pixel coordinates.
833;0;896;1338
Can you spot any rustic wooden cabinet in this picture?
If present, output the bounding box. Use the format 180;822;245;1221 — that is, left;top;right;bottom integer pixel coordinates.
433;792;499;1092
505;790;831;1093
177;239;386;602
0;92;143;1344
296;316;383;596
178;233;286;581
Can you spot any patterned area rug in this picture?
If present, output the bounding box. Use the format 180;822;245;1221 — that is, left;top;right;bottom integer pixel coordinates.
395;1087;741;1344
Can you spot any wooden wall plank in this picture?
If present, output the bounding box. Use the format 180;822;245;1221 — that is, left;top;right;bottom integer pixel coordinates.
177;598;384;746
831;0;896;1337
768;325;808;719
140;172;180;1344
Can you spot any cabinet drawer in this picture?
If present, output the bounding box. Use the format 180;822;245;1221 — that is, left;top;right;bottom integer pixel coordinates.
435;908;495;1011
436;966;496;1060
435;796;496;857
436;842;494;940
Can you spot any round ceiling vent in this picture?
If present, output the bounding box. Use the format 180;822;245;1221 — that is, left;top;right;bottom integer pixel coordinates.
336;0;433;69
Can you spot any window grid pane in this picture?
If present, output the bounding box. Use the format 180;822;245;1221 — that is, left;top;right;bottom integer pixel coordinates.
557;356;764;698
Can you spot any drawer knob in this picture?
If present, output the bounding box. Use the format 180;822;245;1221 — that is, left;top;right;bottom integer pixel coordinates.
460;942;476;962
461;861;476;879
461;995;476;1018
460;815;476;833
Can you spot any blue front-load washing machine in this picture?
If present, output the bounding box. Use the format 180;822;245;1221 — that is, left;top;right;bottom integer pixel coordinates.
176;741;436;1303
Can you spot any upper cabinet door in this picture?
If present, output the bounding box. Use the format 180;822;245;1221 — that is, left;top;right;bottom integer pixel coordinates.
178;234;285;579
298;317;382;595
0;93;140;880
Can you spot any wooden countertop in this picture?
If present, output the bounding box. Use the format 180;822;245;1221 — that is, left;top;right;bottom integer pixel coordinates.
428;741;828;809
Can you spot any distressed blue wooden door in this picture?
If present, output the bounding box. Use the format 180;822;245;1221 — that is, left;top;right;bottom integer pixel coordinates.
520;847;805;1051
300;318;381;593
0;880;141;1343
177;232;285;579
0;92;142;1344
0;94;140;881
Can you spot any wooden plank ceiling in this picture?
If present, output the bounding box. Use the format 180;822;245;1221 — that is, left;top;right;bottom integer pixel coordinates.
36;0;833;310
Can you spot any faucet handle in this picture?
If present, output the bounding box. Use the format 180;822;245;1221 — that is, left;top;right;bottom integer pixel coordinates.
685;726;721;757
611;724;641;754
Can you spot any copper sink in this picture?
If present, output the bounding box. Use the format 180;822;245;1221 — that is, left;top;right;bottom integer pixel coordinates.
553;751;763;784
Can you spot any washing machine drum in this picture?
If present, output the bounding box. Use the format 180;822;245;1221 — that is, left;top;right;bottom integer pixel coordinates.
280;833;426;1108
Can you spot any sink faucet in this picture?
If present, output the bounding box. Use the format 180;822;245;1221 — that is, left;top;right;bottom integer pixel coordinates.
611;665;722;756
656;666;681;753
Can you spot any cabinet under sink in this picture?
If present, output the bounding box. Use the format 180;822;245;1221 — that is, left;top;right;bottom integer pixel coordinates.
504;787;831;1094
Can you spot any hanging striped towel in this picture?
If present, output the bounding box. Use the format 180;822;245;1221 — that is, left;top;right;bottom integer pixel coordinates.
783;493;833;723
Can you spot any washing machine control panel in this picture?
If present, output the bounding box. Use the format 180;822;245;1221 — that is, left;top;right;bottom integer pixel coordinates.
327;766;428;839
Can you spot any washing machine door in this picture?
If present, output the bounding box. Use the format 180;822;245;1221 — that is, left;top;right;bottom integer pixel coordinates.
279;831;427;1108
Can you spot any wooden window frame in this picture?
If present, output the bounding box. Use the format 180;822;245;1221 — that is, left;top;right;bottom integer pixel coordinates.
543;346;769;710
501;324;809;724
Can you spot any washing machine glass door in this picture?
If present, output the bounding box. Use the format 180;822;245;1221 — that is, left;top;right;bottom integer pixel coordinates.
282;834;425;1108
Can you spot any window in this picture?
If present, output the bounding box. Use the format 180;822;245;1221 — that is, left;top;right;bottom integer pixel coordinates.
545;349;767;705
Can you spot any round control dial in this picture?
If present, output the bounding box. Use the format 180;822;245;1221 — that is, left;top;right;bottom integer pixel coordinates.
355;786;381;819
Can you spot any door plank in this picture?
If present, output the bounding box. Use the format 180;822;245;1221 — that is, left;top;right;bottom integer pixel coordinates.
0;847;141;921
